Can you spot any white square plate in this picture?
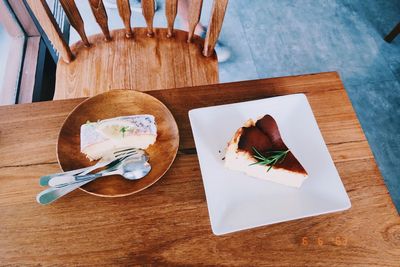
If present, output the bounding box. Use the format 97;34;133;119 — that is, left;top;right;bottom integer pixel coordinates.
189;94;351;235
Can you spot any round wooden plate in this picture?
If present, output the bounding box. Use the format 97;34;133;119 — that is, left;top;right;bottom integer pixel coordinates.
57;90;179;197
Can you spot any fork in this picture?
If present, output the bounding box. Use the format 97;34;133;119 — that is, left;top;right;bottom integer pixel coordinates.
36;154;150;205
39;148;141;186
48;153;149;187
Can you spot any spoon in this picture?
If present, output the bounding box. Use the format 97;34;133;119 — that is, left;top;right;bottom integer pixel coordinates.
36;156;151;205
48;153;149;187
39;148;141;186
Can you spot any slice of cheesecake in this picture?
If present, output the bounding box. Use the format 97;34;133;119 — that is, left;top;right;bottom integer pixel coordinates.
224;115;308;188
81;115;157;161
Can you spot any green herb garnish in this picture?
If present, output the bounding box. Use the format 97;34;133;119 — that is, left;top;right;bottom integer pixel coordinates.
120;126;129;137
250;147;290;172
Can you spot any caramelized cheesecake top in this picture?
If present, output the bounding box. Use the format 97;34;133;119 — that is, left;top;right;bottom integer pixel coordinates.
236;115;307;175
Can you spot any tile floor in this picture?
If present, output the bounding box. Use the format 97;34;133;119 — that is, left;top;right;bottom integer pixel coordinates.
70;0;400;211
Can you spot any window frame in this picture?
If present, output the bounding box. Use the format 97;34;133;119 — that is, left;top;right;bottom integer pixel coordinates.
0;0;26;105
0;0;70;104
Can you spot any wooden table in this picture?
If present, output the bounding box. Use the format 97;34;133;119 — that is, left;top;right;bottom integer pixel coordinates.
0;72;399;266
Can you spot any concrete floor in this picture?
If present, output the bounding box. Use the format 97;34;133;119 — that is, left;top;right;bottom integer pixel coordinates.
70;0;400;211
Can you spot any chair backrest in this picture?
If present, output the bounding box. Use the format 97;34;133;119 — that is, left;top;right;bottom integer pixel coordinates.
25;0;229;63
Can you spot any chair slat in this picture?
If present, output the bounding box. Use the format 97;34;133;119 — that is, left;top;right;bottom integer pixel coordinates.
88;0;111;41
116;0;133;38
187;0;203;42
165;0;178;38
142;0;155;37
25;0;73;62
59;0;90;46
203;0;228;56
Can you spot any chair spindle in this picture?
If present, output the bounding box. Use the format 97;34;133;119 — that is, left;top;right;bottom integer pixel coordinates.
141;0;155;37
203;0;228;57
88;0;111;41
187;0;203;42
59;0;90;46
165;0;178;38
25;0;73;62
116;0;133;38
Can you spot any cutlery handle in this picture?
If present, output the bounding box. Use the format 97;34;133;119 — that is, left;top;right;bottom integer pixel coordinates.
48;173;103;187
39;151;139;186
39;167;88;186
39;161;109;187
36;170;121;204
36;179;93;205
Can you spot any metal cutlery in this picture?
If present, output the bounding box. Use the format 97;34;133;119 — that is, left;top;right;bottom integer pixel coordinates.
48;153;149;187
39;148;141;186
36;154;151;205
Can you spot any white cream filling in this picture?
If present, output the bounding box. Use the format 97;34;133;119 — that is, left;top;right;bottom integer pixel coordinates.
80;115;157;161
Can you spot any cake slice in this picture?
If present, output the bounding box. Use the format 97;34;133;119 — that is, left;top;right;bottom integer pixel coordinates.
224;115;308;188
81;115;157;161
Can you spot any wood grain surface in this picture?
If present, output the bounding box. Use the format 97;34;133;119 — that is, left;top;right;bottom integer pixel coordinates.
26;0;228;65
116;0;133;38
24;0;74;62
187;0;203;42
0;73;399;266
88;0;111;41
7;0;40;36
59;0;90;46
17;37;41;104
54;28;218;99
165;0;178;37
57;90;179;197
141;0;155;37
203;0;229;57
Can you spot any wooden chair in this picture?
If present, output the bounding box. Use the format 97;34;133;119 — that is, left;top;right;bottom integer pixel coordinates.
25;0;228;100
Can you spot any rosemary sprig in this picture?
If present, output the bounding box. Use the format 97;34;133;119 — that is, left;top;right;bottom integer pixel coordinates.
250;147;290;172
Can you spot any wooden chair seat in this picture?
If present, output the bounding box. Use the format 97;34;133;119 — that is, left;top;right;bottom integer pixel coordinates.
54;28;218;99
26;0;228;100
